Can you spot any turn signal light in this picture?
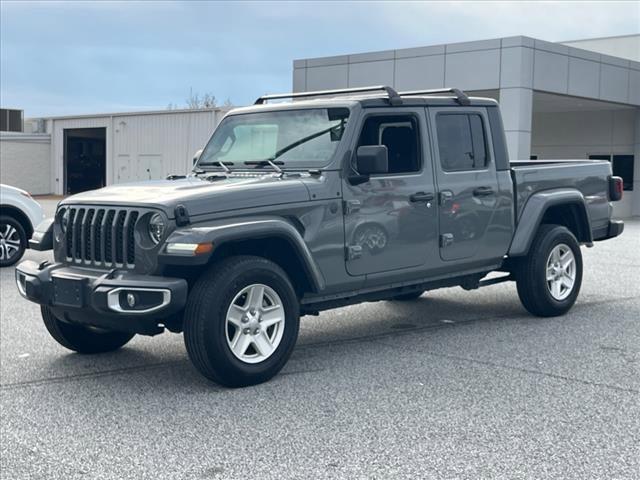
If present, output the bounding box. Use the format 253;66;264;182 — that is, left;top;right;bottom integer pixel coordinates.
609;176;623;202
165;242;214;256
194;243;214;255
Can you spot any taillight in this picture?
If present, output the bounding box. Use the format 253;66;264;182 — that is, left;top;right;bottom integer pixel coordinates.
609;176;623;202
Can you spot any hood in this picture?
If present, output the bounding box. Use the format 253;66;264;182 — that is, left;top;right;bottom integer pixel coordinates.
1;183;30;196
60;174;311;218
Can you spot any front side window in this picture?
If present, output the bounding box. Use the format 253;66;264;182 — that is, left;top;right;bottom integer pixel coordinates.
357;115;421;174
436;113;489;171
198;108;349;169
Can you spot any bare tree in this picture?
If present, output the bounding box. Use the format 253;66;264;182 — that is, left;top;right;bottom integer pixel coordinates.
168;89;233;110
202;93;217;108
186;88;217;109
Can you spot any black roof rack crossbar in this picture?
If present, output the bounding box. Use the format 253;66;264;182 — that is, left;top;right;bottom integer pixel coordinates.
399;88;471;106
254;85;402;105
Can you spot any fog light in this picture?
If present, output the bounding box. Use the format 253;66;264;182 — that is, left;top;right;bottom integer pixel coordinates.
106;287;171;314
126;292;136;308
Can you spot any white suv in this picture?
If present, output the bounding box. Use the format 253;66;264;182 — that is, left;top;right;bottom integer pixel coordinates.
0;184;45;267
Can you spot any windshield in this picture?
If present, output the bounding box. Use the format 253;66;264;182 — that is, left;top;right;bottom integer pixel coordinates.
197;108;350;170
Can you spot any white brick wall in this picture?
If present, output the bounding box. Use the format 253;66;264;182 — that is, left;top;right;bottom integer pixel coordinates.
0;134;52;195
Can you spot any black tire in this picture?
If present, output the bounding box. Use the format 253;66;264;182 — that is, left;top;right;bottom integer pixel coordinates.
183;255;300;388
41;306;134;353
0;215;27;267
390;290;425;301
515;224;583;317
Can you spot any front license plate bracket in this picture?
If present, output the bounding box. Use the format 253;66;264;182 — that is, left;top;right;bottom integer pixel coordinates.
52;276;85;308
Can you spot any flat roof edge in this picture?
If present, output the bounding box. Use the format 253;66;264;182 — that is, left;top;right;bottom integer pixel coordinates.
27;106;232;122
295;34;638;66
0;132;51;141
561;33;640;44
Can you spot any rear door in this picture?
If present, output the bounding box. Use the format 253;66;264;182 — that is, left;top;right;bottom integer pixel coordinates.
343;107;438;276
428;107;503;262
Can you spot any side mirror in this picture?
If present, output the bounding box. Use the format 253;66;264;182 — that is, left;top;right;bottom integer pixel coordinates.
192;149;203;165
355;145;388;177
349;145;388;185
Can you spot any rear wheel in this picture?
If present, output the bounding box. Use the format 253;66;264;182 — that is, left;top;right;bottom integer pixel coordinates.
41;306;134;353
515;224;582;317
183;256;300;387
0;215;27;267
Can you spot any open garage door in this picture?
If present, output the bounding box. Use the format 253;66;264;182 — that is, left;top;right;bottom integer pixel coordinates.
64;127;106;194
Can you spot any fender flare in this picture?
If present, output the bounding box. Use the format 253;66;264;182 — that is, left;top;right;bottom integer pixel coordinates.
508;188;592;257
161;216;325;292
29;218;54;251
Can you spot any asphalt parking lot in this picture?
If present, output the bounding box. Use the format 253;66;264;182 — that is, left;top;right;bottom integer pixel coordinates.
1;200;638;480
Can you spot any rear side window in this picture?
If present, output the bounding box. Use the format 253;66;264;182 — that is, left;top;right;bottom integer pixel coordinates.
436;113;488;171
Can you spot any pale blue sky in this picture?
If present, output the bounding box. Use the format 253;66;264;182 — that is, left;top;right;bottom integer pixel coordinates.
1;1;638;117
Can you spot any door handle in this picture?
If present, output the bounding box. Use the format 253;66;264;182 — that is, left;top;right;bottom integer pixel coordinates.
473;186;494;197
410;192;435;203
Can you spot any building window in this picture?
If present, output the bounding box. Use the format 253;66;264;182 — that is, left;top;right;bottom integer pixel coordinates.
612;155;634;191
357;115;421;174
0;108;23;133
436;113;488;171
589;154;634;191
530;155;538;160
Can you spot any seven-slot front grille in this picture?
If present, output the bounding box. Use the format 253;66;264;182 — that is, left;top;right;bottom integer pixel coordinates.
64;207;140;268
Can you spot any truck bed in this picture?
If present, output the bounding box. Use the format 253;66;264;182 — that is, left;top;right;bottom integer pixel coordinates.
510;159;613;235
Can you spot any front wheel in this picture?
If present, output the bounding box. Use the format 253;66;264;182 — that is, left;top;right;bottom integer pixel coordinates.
515;224;583;317
41;306;134;353
183;256;300;387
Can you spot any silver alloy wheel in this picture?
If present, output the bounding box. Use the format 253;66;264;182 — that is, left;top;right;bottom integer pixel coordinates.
225;283;285;364
546;243;576;301
0;223;21;261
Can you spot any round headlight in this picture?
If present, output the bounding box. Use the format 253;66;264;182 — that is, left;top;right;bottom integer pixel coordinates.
148;213;165;244
59;208;70;233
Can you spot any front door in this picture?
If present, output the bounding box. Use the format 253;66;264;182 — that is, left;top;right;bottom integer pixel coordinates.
428;107;501;262
343;108;438;276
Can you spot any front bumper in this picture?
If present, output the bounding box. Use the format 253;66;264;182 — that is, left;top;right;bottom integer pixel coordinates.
15;260;188;335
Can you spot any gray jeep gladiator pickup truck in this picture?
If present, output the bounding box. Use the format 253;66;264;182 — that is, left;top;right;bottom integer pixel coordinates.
17;86;625;387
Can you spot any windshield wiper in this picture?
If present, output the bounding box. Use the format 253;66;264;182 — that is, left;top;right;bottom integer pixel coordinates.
216;161;232;173
245;124;343;173
271;124;342;162
196;161;234;173
244;159;284;173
